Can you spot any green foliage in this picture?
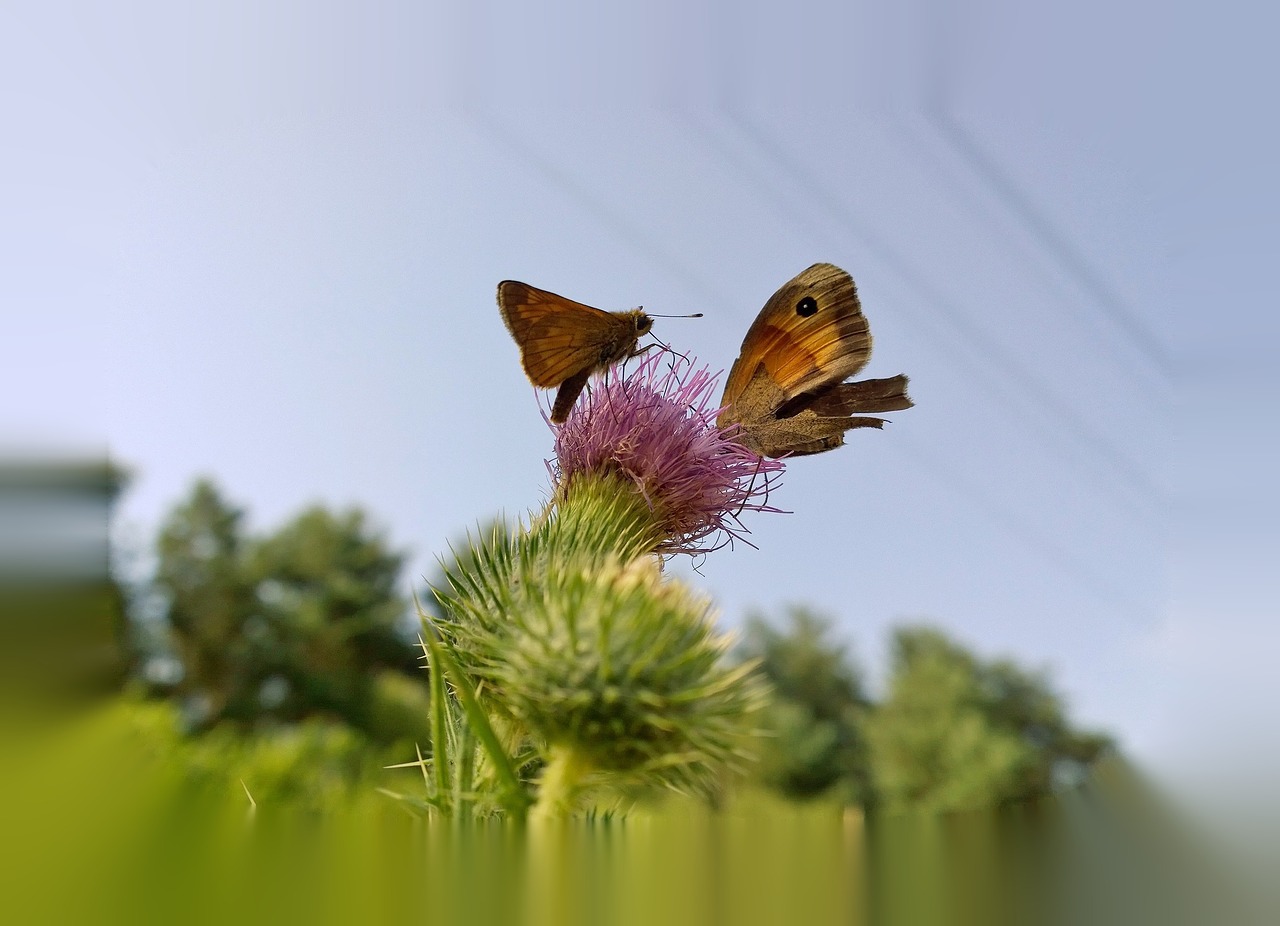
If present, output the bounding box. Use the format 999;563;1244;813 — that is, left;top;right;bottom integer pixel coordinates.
745;615;1111;812
365;670;433;748
741;608;871;802
153;480;258;723
865;626;1111;812
865;627;1033;812
246;505;415;733
976;656;1112;794
116;695;415;814
150;479;428;746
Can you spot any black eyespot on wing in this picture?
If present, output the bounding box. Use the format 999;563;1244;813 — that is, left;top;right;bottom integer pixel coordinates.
796;296;818;317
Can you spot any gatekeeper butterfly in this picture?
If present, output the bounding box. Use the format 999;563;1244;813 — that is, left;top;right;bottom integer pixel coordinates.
718;263;912;457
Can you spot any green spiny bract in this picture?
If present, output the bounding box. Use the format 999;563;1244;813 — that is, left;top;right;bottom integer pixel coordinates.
497;557;765;793
429;471;766;806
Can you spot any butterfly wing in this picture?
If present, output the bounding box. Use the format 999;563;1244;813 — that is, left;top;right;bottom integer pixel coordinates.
497;280;627;388
720;264;911;458
791;375;913;418
721;263;871;409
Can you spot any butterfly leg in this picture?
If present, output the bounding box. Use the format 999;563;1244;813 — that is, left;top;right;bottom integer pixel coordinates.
635;337;697;376
617;341;660;379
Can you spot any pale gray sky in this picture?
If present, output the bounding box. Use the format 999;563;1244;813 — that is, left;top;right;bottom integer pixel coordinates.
3;1;1274;782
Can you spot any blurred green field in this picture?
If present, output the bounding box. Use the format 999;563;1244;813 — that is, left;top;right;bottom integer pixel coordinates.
0;697;1242;926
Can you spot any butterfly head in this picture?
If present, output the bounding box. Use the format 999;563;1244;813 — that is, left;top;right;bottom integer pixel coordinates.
629;310;654;337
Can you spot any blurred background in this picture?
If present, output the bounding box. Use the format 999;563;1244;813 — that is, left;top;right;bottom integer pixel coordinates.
1;0;1274;812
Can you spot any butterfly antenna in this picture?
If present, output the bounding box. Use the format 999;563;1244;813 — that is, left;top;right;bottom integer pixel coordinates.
647;312;704;318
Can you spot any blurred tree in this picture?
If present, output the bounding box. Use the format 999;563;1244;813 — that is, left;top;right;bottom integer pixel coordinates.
153;480;429;745
154;479;257;726
974;655;1111;795
740;607;871;802
865;626;1110;812
247;505;420;737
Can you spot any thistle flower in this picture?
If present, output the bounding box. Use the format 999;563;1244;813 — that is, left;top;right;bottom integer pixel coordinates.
425;354;781;817
551;353;786;555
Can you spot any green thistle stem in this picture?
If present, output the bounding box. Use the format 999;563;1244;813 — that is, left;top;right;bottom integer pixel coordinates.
427;630;450;804
532;743;594;820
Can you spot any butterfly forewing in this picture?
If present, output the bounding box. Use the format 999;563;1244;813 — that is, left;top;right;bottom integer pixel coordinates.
722;263;871;406
498;279;657;423
497;280;630;387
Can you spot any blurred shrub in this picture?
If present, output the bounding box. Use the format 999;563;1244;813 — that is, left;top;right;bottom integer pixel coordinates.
145;479;429;744
740;608;871;804
743;613;1111;811
120;694;421;814
866;626;1111;812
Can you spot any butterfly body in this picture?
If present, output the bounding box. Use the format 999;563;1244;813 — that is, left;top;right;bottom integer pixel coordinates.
719;263;912;458
498;280;653;423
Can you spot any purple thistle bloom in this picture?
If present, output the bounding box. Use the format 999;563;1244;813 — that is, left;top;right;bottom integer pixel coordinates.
551;353;787;555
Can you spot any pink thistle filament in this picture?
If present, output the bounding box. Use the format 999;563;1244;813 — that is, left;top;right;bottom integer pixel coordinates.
551;353;786;555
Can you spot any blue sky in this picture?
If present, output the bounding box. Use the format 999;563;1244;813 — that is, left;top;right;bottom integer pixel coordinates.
4;2;1273;783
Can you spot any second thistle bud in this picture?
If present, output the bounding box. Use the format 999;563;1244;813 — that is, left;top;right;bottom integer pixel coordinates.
498;557;766;797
